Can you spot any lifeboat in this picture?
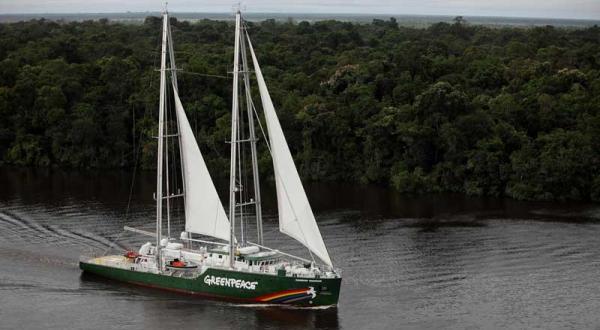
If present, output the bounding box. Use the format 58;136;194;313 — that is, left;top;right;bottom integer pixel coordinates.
166;258;198;270
124;251;140;259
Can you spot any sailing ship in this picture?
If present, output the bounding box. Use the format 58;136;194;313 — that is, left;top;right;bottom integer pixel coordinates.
79;9;342;307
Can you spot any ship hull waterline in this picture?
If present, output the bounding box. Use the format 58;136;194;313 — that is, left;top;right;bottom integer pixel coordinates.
79;261;341;307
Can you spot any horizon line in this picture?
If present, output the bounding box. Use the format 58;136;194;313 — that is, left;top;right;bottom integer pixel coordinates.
0;11;599;22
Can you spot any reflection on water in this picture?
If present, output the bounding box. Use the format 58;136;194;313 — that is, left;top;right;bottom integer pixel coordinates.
1;167;600;329
78;272;340;329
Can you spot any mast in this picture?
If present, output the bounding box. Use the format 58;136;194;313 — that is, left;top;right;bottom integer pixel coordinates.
164;71;171;239
240;24;264;245
228;10;242;268
156;11;169;270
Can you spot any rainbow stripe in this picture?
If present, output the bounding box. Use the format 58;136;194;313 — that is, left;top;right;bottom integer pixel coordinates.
255;287;315;304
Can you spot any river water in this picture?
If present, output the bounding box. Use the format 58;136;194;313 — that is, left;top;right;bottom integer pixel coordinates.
1;167;599;329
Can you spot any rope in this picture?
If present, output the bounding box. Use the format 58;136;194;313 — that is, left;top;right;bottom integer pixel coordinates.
178;71;231;79
241;32;322;266
101;30;163;257
102;112;145;256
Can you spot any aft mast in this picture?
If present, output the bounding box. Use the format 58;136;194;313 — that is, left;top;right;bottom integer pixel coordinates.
155;10;169;270
228;10;242;268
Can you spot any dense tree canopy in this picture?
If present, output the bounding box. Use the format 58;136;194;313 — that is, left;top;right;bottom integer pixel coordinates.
0;17;599;201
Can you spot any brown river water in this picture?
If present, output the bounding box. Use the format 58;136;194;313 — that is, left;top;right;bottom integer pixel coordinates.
1;167;600;329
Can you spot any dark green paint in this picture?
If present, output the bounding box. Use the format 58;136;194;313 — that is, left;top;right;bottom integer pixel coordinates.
80;261;341;306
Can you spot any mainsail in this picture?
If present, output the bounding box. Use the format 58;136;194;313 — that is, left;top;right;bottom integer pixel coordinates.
246;33;333;267
173;86;231;242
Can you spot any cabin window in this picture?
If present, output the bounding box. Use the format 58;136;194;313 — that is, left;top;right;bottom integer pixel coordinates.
249;261;253;266
218;255;222;259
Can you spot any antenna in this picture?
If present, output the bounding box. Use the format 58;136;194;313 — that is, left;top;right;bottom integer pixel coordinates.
232;2;245;14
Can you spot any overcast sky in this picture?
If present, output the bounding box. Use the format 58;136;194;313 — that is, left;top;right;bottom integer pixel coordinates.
1;0;599;20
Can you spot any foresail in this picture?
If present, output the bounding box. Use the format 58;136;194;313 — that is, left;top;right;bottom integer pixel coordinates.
246;34;333;267
173;87;231;242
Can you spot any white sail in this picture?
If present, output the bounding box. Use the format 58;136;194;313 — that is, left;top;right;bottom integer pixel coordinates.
173;87;231;242
246;34;333;267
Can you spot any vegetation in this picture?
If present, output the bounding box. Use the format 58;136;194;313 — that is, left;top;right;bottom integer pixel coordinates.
0;17;599;201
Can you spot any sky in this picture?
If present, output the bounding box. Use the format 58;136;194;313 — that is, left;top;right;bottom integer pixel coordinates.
0;0;599;20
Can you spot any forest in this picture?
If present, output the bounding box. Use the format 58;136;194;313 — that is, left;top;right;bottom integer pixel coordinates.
0;17;599;201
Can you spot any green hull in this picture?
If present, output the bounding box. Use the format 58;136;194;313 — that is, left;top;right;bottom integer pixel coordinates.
80;261;341;306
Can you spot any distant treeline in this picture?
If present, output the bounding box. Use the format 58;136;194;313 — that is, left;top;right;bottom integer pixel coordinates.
0;17;599;201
